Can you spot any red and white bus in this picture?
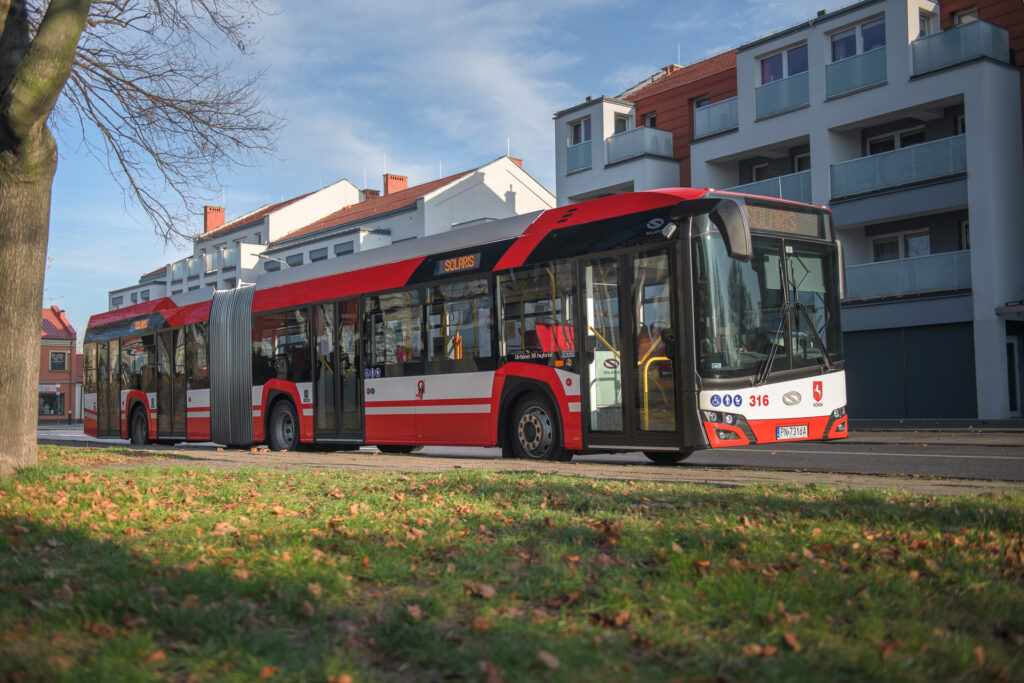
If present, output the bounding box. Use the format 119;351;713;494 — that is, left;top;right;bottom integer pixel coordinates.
83;188;847;463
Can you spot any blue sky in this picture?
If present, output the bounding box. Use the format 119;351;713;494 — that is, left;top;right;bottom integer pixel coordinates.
46;0;852;342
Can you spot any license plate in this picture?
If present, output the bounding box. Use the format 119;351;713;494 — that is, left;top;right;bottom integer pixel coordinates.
776;425;808;440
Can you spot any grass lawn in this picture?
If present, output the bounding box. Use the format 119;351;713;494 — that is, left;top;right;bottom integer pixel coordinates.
1;445;1022;681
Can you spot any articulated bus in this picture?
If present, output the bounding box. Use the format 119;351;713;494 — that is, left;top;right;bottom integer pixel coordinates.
83;188;847;464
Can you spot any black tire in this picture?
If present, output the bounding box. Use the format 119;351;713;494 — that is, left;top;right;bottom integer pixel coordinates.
376;445;422;454
643;448;694;465
129;405;149;445
510;394;569;462
268;400;300;451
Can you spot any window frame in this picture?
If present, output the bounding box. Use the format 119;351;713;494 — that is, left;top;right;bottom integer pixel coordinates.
953;7;978;25
865;125;926;155
830;17;886;63
959;220;971;251
643;112;657;128
751;162;772;182
758;43;809;85
568;116;592;146
334;242;354;257
49;351;67;372
310;247;328;263
285;253;304;268
871;227;932;262
613;113;631;135
792;152;811;173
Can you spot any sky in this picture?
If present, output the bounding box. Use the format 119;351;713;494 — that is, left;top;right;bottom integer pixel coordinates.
45;0;855;343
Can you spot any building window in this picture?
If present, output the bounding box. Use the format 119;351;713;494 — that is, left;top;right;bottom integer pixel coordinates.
50;351;67;371
189;285;200;291
760;44;808;84
918;10;934;37
955;114;966;136
39;392;64;417
264;260;280;272
693;96;710;111
867;127;925;155
959;220;971;251
751;162;772;182
643;112;657;128
285;253;303;267
793;153;811;172
172;289;183;295
255;232;262;245
334;242;354;257
140;290;150;302
111;295;123;308
131;292;138;303
310;247;328;262
872;229;931;262
613;113;630;134
222;277;236;289
953;7;978;25
832;18;885;62
569;117;591;146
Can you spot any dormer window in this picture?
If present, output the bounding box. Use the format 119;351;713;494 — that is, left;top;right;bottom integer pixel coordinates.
613;113;630;134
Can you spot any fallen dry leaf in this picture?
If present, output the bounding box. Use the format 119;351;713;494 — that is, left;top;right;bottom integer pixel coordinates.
536;650;560;669
465;582;497;599
259;665;278;678
327;675;353;683
671;542;683;554
478;659;505;683
973;645;984;666
472;616;491;631
212;521;238;535
742;643;763;657
406;604;422;621
307;582;323;600
233;569;252;580
145;650;166;664
783;632;801;652
299;601;315;618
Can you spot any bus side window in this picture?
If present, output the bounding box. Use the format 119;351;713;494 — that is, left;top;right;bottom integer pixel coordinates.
426;278;491;364
252;309;311;386
186;323;210;390
496;261;575;366
366;290;422;372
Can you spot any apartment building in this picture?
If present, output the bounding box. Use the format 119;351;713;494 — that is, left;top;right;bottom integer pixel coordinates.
553;0;1024;420
108;156;554;305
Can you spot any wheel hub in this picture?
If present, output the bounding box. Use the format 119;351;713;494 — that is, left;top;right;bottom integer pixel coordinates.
518;408;551;455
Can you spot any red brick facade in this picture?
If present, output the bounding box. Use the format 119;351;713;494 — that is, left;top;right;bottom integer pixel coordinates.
623;52;737;188
39;306;77;424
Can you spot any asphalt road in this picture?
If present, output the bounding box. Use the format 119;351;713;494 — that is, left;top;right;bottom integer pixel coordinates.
38;426;1024;490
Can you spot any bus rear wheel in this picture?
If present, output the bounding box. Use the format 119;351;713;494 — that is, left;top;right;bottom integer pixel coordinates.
643;449;694;465
510;394;569;462
268;400;300;452
129;406;149;445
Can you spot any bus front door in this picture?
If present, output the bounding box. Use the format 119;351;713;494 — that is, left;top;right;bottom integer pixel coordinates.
313;298;363;443
581;249;680;450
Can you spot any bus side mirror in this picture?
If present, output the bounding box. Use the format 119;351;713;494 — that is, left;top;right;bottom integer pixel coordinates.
708;199;752;262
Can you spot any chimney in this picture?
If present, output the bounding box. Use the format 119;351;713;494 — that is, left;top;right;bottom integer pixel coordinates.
362;189;380;201
509;157;523;168
204;205;225;233
383;174;408;196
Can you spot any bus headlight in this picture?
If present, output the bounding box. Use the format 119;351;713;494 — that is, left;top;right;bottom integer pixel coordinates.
703;410;720;423
832;406;846;419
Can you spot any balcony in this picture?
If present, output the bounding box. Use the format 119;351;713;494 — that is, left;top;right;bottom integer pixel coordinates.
728;170;812;204
203;251;219;274
170;260;186;282
221;245;240;270
693;97;738;139
756;72;809;119
605;127;673;165
186;256;202;279
912;20;1010;76
845;250;971;300
826;47;886;99
830;134;966;199
566;141;591;173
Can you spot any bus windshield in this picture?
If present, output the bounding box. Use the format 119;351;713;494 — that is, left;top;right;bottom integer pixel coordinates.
693;229;843;380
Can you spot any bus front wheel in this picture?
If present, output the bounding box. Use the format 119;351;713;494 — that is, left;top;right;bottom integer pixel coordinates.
129;405;149;445
643;449;694;465
268;400;300;452
510;394;569;462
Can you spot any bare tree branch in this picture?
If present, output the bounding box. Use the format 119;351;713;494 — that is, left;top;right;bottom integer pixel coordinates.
38;0;283;242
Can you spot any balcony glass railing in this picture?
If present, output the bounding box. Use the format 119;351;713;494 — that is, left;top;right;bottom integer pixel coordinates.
756;72;809;119
221;245;240;269
203;252;219;273
170;260;186;281
693;97;738;139
728;170;812;204
845;250;971;300
605;127;673;164
826;47;886;98
912;20;1010;76
187;256;202;278
830;134;966;198
566;141;592;172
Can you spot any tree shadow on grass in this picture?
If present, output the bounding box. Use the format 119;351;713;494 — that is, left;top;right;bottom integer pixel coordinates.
1;472;1021;681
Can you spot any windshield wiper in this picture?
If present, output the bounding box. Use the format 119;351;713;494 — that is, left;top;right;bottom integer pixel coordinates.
754;302;789;386
794;302;834;371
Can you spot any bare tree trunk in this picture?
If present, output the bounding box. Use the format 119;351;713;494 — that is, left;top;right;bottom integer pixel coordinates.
0;128;57;476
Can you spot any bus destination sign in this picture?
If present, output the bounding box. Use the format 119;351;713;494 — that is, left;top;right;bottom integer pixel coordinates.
434;252;481;276
745;204;822;238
